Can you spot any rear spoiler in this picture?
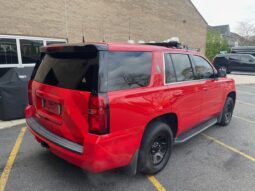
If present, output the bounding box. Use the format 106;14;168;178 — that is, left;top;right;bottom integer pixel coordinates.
40;43;108;53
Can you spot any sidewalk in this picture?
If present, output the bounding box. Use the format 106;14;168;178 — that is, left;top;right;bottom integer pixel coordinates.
0;118;25;130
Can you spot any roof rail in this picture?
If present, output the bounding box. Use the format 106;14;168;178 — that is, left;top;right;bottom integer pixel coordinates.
144;41;183;49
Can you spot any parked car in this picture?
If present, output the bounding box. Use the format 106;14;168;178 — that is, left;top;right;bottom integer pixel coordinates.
213;53;255;73
25;43;236;175
231;46;255;56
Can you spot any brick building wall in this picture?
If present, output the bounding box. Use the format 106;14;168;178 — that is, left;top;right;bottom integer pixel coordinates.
0;0;207;53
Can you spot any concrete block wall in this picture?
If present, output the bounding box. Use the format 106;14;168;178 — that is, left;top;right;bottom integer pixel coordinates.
0;0;207;53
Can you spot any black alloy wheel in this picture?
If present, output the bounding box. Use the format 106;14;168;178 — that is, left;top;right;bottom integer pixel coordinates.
138;121;173;175
218;97;234;126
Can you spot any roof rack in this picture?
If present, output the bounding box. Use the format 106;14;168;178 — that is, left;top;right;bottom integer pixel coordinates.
144;41;183;49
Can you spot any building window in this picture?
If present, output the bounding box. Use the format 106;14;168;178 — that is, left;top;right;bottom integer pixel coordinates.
20;39;43;64
0;35;66;68
0;38;18;65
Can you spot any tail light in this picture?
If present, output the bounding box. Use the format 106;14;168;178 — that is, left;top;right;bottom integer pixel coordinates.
28;80;33;105
88;93;110;135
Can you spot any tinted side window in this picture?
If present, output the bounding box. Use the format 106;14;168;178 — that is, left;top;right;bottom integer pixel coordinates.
229;55;240;61
164;54;177;83
240;55;253;63
193;56;214;79
107;52;152;91
0;38;18;64
171;54;194;82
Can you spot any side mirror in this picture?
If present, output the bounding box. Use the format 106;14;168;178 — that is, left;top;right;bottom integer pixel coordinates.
217;69;227;77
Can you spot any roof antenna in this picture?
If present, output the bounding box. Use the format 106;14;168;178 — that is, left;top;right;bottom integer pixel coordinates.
82;22;85;43
127;18;135;43
102;22;106;42
128;17;131;40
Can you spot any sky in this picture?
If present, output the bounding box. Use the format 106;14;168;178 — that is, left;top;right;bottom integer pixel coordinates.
191;0;255;34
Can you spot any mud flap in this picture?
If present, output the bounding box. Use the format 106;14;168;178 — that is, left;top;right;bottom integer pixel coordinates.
123;150;139;175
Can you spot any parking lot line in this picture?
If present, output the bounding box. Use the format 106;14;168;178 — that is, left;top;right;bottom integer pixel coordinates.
147;176;166;191
237;90;255;96
202;134;255;163
0;127;26;191
240;85;255;89
236;100;255;107
233;115;255;125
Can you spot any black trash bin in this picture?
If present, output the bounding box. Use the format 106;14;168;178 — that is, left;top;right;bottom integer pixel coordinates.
0;68;29;120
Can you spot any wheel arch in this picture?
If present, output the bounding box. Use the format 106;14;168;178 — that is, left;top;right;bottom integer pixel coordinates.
227;91;236;103
145;113;178;138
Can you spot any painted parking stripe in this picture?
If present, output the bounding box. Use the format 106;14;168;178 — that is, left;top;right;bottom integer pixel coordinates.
147;176;166;191
238;85;255;89
236;100;255;107
202;134;255;163
233;115;255;125
0;127;26;191
237;90;255;96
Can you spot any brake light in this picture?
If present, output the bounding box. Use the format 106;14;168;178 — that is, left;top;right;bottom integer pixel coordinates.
88;94;109;135
28;80;33;105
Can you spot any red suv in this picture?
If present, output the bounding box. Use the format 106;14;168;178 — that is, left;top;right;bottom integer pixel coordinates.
25;42;236;174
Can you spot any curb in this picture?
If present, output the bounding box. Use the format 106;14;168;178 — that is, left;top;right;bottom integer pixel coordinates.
0;120;26;130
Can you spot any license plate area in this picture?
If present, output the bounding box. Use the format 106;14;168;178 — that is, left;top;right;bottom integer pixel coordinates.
42;99;62;115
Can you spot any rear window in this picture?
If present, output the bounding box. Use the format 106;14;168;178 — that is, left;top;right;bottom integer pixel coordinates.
34;51;99;92
107;52;152;91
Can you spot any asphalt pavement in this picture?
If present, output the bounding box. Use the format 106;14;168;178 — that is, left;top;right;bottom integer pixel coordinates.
1;83;255;191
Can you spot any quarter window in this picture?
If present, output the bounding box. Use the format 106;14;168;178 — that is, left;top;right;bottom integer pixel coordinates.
164;53;177;83
193;56;214;79
0;38;18;64
107;52;152;91
171;54;194;82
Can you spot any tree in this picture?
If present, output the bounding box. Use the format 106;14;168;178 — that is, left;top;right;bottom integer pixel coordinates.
237;21;255;39
237;21;255;45
206;31;230;61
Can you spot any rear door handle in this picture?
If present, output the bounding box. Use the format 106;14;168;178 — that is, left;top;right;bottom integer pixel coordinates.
173;90;183;97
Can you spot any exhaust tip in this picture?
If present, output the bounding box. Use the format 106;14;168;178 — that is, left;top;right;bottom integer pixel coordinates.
41;142;49;149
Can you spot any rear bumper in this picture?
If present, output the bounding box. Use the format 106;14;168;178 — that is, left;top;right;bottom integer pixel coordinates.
26;117;83;154
25;106;142;173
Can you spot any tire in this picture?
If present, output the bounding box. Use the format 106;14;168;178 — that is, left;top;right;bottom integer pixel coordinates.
138;121;173;175
218;97;234;126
